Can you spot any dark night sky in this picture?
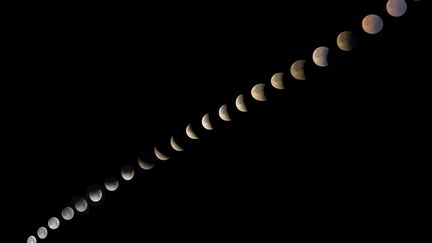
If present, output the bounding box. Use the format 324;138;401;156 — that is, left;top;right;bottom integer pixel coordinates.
4;1;428;242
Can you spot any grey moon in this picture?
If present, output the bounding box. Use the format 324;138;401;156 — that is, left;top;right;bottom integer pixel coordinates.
154;146;170;161
48;217;60;230
186;124;199;140
121;164;135;181
27;235;37;243
290;60;306;80
251;83;267;101
170;136;184;152
37;226;48;239
235;94;248;112
61;206;74;220
312;46;329;67
219;104;231;121
75;198;88;212
138;157;155;170
270;72;285;90
386;0;407;17
201;113;214;130
89;187;103;203
362;14;384;34
337;31;357;51
104;176;119;192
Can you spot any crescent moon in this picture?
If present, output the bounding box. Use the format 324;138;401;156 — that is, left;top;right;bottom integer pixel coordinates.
170;136;184;151
251;83;267;101
186;124;199;140
201;113;214;130
312;46;329;67
218;104;231;121
290;60;306;80
154;146;170;161
138;157;155;170
337;31;357;51
235;94;248;112
270;72;285;90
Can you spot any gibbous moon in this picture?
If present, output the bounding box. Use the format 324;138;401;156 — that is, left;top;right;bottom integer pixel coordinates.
27;235;37;243
154;146;170;161
251;83;267;101
337;31;357;51
88;185;103;203
218;104;231;121
270;72;285;90
104;176;119;192
386;0;407;17
362;14;384;34
37;226;48;239
48;217;60;230
121;164;135;181
312;46;329;67
61;206;74;220
138;157;155;170
75;198;88;212
170;136;184;152
186;124;199;140
201;113;214;130
235;94;248;112
290;60;306;80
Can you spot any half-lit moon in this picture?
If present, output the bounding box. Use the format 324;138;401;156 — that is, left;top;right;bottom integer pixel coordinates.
312;46;329;67
201;113;213;130
88;185;103;203
235;94;248;112
154;146;170;161
290;60;307;80
121;164;135;181
186;124;199;140
37;227;48;239
61;206;74;220
27;235;37;243
337;31;357;51
104;176;119;192
170;136;184;151
270;72;285;90
218;104;231;121
75;198;88;212
386;0;407;17
362;14;384;34
251;83;267;101
138;157;155;170
48;217;60;230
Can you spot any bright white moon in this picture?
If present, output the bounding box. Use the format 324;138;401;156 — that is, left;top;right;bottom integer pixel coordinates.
27;235;37;243
88;186;103;203
121;164;135;181
37;226;48;239
48;217;60;230
104;176;119;192
61;206;74;220
75;198;88;213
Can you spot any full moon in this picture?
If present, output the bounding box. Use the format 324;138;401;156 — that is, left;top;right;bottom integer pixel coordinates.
235;94;248;112
186;124;199;140
75;198;88;213
104;176;119;192
312;46;329;67
218;104;231;121
61;206;74;220
138;157;155;170
48;217;60;230
251;83;267;101
386;0;407;17
270;72;285;90
337;31;357;51
201;113;214;130
290;60;306;80
362;14;384;34
121;164;135;181
37;226;48;239
88;185;103;203
170;136;184;152
27;235;37;243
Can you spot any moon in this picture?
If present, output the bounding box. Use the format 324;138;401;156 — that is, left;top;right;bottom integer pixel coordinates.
337;31;357;51
362;14;384;34
37;226;48;239
251;83;267;101
290;60;306;80
48;217;60;230
75;198;88;212
312;46;329;67
61;206;74;220
235;94;248;112
27;235;37;243
121;164;135;181
218;104;231;121
104;176;119;192
170;136;184;152
154;146;170;161
88;186;103;203
186;124;199;140
270;72;285;90
138;157;155;170
201;113;214;130
386;0;407;17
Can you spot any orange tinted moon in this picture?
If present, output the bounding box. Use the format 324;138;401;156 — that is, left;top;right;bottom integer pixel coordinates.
362;14;384;34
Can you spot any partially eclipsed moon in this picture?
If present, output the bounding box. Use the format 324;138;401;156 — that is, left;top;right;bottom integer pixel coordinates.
89;186;103;203
290;60;306;80
104;176;119;192
201;113;214;130
312;46;329;67
337;31;357;51
138;157;155;170
61;206;74;220
170;136;184;151
121;164;135;181
362;14;384;34
386;0;407;17
186;124;199;140
48;217;60;230
218;104;231;121
251;83;267;101
270;72;285;90
154;146;170;161
75;198;88;212
235;94;248;112
27;235;37;243
37;227;48;239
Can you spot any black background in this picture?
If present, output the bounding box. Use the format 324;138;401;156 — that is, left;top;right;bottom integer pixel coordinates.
4;0;428;242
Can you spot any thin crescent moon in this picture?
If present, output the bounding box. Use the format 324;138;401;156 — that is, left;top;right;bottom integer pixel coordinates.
270;72;285;90
251;83;267;101
186;124;199;140
170;136;184;151
235;94;248;112
154;146;170;161
218;104;231;121
201;113;214;130
138;157;155;170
